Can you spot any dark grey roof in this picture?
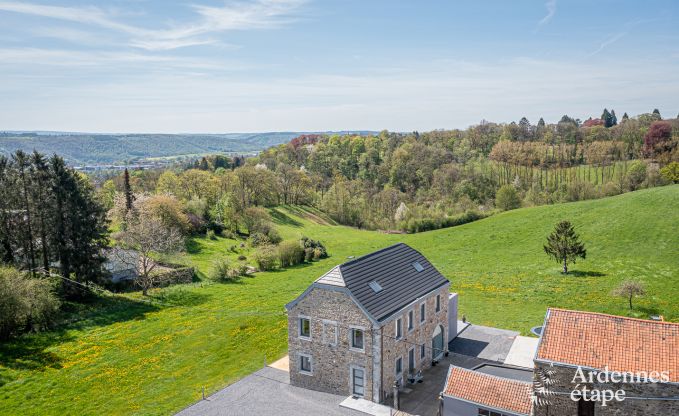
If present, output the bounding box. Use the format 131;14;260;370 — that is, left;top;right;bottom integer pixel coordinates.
338;243;449;322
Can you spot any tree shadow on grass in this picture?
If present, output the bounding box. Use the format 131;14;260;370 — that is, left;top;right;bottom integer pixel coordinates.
633;305;661;318
0;295;159;385
148;287;211;307
269;208;303;227
185;238;202;254
566;270;607;277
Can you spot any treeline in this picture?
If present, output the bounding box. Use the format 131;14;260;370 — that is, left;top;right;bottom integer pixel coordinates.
0;151;109;339
101;110;678;233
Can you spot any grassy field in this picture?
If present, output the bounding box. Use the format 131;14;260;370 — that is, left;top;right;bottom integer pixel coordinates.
0;185;677;415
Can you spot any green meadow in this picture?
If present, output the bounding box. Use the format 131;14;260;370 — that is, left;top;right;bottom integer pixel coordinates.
1;185;677;415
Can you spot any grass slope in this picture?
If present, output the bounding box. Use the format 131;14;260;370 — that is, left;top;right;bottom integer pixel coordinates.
0;185;677;415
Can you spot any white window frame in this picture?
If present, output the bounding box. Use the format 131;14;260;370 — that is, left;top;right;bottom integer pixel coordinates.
349;365;366;397
407;309;414;332
436;294;441;312
420;302;426;323
298;315;311;340
395;317;403;339
322;319;338;346
395;356;403;377
349;325;366;352
298;352;313;375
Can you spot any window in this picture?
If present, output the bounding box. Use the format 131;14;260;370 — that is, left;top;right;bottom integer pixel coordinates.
408;348;415;373
420;344;425;359
395;357;402;375
578;399;595;416
412;261;424;272
299;317;310;339
420;302;426;323
395;317;403;339
369;280;382;293
299;354;312;374
352;367;365;396
436;294;441;312
477;409;509;416
351;328;364;350
408;310;414;331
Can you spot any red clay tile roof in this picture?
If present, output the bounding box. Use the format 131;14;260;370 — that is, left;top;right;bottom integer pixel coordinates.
443;365;533;415
536;308;679;382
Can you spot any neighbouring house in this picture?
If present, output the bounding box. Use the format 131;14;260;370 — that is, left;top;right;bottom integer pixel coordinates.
103;248;139;282
285;243;457;403
441;308;679;416
442;365;533;416
532;308;679;416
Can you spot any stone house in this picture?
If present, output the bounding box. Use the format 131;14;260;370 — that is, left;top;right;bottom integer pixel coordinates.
285;243;457;403
532;308;679;416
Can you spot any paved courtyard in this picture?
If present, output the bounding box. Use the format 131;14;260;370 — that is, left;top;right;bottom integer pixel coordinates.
176;325;538;416
176;366;365;416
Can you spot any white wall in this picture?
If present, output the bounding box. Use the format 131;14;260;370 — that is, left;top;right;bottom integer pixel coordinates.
448;293;458;342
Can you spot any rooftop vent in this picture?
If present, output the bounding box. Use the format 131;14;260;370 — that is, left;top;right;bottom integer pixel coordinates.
368;280;383;293
412;262;424;272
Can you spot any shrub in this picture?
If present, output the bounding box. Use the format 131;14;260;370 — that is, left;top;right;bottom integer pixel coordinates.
248;232;271;247
279;240;305;268
266;227;283;245
300;237;328;259
0;267;60;340
495;185;521;211
206;230;217;240
209;259;245;283
660;161;679;183
254;245;278;271
238;255;247;261
626;160;647;191
400;210;486;233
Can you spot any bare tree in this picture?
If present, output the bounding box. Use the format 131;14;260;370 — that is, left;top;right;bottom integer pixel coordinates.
612;281;646;310
115;212;184;296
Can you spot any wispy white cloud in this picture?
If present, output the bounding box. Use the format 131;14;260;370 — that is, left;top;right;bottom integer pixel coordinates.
537;0;557;28
0;0;307;50
3;56;678;133
587;32;626;57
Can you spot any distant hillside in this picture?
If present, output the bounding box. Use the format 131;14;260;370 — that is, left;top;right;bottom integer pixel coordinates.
0;131;376;165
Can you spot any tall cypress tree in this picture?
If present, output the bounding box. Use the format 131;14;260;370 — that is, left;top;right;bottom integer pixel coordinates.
13;151;36;275
0;156;15;263
30;152;53;275
124;168;134;213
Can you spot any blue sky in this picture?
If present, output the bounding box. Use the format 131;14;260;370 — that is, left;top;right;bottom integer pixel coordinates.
0;0;678;133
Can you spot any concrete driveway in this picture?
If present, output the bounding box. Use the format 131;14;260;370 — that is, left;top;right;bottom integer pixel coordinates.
176;366;364;416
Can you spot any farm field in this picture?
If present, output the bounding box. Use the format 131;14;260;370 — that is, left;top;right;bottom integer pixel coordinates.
0;185;677;415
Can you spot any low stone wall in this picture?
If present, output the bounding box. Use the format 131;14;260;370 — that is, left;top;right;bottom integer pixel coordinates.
154;263;195;287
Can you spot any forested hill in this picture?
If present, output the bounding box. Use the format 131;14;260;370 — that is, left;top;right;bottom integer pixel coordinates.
0;131;375;165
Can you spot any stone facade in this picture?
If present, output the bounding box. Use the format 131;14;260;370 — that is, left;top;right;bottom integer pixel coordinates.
533;361;679;416
288;287;374;399
287;284;449;403
381;285;450;401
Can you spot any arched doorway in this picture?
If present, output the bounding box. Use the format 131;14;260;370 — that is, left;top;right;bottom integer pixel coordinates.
431;325;445;360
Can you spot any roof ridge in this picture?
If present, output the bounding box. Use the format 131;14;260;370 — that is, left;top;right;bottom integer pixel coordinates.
448;365;533;387
548;307;679;327
339;242;408;269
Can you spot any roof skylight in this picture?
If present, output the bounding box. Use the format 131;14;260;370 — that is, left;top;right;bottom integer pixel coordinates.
412;262;424;272
369;281;383;293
